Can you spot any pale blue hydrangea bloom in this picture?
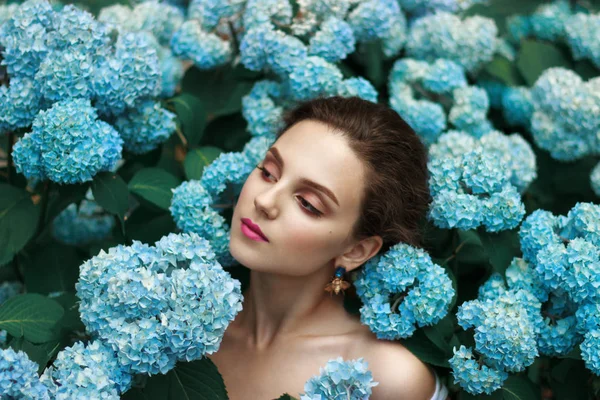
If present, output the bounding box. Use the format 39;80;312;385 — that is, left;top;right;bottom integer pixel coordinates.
128;0;184;45
241;135;276;166
406;12;497;72
506;14;531;44
591;161;600;197
529;68;600;162
519;209;567;267
561;238;600;305
449;86;492;138
428;190;485;230
158;45;184;98
346;0;407;57
456;290;539;374
449;345;508;395
560;202;600;247
577;302;600;334
565;13;600;69
422;59;467;95
529;0;572;41
265;29;310;77
505;257;549;303
284;56;344;101
35;47;95;102
97;4;133;28
581;329;600;375
92;31;161;116
399;0;488;14
188;0;245;31
299;357;379;400
114;100;177;154
462;148;510;194
12;98;123;184
536;314;581;356
242;80;286;137
242;0;293;30
0;76;44;134
0;348;50;399
171;19;232;69
0;0;55;78
200;152;254;201
477;272;506;301
39;340;131;399
0;3;18;24
337;77;378;103
354;243;455;340
501;86;534;128
169;180;236;267
76;232;243;376
308;16;355;62
52;199;115;245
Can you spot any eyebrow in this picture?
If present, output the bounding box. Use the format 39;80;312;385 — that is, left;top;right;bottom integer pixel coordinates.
267;147;340;207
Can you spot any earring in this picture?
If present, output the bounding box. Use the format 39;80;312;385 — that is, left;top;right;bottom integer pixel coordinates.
324;266;352;296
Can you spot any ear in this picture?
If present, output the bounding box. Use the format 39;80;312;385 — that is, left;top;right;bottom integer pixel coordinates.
334;235;383;273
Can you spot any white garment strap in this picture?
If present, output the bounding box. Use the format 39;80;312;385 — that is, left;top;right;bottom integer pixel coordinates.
430;370;449;400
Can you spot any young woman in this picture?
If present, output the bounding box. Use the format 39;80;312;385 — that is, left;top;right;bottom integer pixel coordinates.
208;96;449;399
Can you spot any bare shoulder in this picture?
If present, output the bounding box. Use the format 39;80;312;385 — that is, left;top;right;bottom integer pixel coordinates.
360;336;437;400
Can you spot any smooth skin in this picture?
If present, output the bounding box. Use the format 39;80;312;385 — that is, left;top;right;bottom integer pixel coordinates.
208;120;437;399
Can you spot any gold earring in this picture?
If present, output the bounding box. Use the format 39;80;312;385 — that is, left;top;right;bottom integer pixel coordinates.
324;266;351;296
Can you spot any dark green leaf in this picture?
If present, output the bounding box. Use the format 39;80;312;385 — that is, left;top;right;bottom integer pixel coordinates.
184;147;223;180
22;243;81;294
516;40;572;87
143;357;228;400
45;182;90;225
170;93;207;147
275;394;299;400
0;184;40;266
455;230;489;266
50;292;85;333
501;375;541;400
399;329;451;368
128;168;181;210
91;171;129;225
127;212;176;245
477;228;521;276
0;294;64;343
10;338;64;374
484;55;524;86
362;41;384;88
463;0;543;35
423;314;456;356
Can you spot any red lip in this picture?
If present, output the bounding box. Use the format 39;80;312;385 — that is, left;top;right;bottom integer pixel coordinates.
241;218;269;241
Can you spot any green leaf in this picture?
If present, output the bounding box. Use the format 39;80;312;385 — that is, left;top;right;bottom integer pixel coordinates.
44;182;90;225
22;243;82;295
516;40;572;87
275;394;299;400
463;0;543;35
143;357;228;400
362;41;384;88
184;146;223;180
202;113;250;153
484;55;524;86
399;329;451;368
91;171;129;225
455;230;489;266
127;211;176;245
477;228;521;276
501;375;541;400
170;93;207;147
10;337;64;374
0;294;64;344
423;314;456;356
128;168;181;210
0;184;40;266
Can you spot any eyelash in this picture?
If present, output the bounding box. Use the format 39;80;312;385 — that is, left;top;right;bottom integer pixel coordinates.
256;164;324;218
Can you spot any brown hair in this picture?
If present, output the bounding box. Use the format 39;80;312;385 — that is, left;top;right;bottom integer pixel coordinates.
275;96;432;257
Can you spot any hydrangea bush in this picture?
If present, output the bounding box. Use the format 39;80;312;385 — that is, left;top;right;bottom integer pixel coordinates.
1;0;600;399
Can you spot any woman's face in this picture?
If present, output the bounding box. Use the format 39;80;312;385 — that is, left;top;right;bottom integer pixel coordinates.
230;119;370;277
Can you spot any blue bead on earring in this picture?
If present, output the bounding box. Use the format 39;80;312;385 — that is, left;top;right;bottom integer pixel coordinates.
324;266;351;295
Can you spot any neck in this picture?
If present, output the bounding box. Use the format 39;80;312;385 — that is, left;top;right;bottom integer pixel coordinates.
234;266;345;351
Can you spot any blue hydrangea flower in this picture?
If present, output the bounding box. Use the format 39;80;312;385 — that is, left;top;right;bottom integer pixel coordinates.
0;3;18;25
477;273;507;301
422;59;467;95
299;357;379;400
0;76;43;134
562;238;600;305
128;0;184;46
265;28;309;77
560;202;600;247
199;152;254;202
480;184;526;232
565;13;600;69
449;86;491;137
283;56;344;101
170;180;236;267
92;31;161;116
97;4;133;29
12;98;123;184
157;45;183;98
337;77;379;103
502;86;534;128
462;148;509;194
241;135;276;166
529;0;572;42
399;0;488;14
576;301;600;334
519;209;564;267
581;329;600;375
406;12;498;72
39;339;131;398
242;0;293;30
506;14;532;44
171;19;232;70
242;80;285;137
52;199;115;246
308;16;355;62
536;314;581;356
354;243;455;340
449;345;508;395
114;100;176;154
75;232;244;376
0;347;50;399
188;0;245;31
35;47;95;102
428;190;485;230
505;257;549;303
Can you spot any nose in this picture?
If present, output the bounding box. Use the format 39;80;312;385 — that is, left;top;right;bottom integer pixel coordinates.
254;184;279;219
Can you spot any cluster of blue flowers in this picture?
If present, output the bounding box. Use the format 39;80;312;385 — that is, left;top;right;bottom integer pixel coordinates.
506;1;600;69
387;58;495;144
0;347;51;399
51;193;115;246
0;281;23;346
1;0;176;184
427;130;536;231
299;357;379;400
518;202;600;373
353;242;455;340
